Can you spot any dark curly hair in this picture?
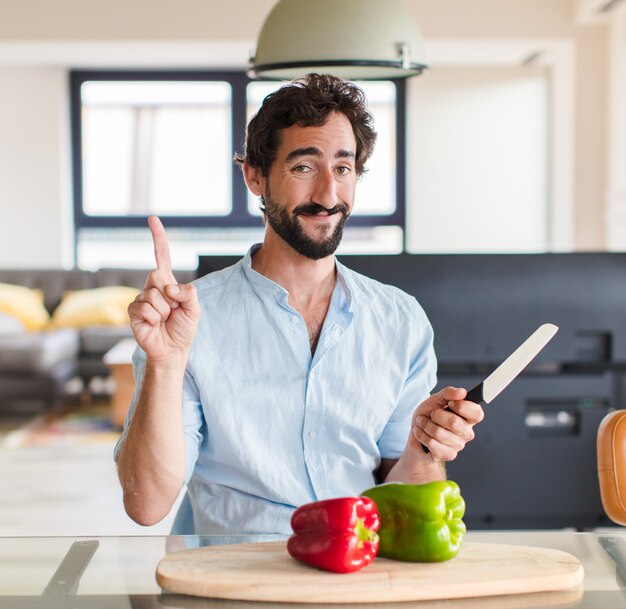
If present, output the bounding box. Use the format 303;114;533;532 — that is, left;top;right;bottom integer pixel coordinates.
234;73;376;177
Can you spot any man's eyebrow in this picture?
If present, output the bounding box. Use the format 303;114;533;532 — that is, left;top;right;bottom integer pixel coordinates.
336;149;356;160
285;147;322;161
285;147;356;161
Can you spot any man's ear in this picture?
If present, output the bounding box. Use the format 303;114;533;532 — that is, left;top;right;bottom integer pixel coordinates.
242;161;266;197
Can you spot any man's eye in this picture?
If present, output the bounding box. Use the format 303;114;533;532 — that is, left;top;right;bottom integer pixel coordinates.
336;166;352;175
292;165;310;173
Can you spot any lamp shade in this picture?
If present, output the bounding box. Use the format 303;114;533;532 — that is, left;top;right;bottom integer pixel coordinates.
249;0;428;80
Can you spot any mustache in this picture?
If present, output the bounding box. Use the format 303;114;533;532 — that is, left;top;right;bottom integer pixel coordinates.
294;202;350;216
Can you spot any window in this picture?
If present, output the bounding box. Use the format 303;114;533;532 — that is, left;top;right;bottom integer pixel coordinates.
80;80;232;218
70;71;406;268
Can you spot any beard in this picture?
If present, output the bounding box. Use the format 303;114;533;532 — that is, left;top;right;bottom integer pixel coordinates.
261;191;350;261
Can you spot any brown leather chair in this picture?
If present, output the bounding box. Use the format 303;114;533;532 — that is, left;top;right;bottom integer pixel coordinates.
598;410;626;525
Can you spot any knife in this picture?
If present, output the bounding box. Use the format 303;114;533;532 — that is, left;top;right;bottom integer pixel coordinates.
463;323;559;405
422;323;558;453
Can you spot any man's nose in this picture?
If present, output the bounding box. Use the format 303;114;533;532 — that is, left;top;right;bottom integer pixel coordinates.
312;168;338;208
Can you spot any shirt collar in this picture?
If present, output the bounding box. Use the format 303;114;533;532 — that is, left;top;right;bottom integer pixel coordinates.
241;244;354;313
334;258;355;314
241;244;289;308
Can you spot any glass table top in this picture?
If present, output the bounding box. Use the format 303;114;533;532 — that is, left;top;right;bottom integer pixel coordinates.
1;530;626;608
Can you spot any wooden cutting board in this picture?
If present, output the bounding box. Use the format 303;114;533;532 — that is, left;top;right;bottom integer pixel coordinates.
156;540;584;604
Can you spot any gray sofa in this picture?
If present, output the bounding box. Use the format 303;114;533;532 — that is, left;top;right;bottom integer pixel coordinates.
0;267;195;412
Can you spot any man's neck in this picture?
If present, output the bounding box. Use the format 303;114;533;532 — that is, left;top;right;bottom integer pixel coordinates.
251;233;336;308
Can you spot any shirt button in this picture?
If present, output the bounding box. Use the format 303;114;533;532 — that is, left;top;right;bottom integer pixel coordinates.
290;316;298;323
308;430;317;439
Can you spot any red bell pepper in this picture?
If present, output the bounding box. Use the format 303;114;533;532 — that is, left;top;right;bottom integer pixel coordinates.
287;496;380;573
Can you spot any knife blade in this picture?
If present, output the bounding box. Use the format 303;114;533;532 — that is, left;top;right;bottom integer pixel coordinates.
464;323;559;405
421;323;558;454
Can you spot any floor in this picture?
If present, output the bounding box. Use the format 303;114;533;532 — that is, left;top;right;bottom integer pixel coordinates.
0;399;180;537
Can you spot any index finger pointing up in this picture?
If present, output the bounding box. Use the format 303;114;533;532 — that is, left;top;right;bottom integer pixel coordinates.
148;216;173;273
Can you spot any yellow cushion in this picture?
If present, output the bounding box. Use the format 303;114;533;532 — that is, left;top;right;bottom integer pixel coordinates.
0;283;50;331
51;286;140;328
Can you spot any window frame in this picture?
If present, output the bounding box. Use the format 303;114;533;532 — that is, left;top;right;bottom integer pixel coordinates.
70;70;406;231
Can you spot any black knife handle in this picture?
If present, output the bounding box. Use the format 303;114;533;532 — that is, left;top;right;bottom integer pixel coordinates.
465;383;484;405
421;383;484;454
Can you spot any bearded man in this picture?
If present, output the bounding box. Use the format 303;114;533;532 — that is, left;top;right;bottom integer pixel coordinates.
115;73;483;534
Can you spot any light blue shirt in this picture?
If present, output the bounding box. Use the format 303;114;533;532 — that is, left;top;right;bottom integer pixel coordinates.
115;244;437;535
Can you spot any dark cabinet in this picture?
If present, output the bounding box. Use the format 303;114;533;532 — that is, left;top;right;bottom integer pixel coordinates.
199;252;626;529
442;371;613;528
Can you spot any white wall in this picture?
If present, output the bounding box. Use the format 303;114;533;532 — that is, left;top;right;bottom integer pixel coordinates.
0;68;73;267
606;8;626;249
406;66;548;253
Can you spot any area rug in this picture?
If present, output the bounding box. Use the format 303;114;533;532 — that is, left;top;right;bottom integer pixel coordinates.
1;404;121;449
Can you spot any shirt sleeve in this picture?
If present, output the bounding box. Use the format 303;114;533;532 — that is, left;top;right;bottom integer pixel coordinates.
376;298;438;459
113;345;204;485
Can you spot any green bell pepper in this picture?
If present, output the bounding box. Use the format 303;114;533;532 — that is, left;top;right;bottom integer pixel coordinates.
361;480;466;562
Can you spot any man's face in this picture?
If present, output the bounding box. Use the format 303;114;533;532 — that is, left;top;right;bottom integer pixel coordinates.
248;112;358;260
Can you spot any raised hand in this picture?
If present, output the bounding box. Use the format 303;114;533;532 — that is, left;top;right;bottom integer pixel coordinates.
128;216;201;362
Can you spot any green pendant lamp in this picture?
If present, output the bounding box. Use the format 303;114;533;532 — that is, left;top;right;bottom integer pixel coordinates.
249;0;428;80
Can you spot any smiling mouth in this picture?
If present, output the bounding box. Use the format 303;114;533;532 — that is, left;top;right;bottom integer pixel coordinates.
299;209;336;217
